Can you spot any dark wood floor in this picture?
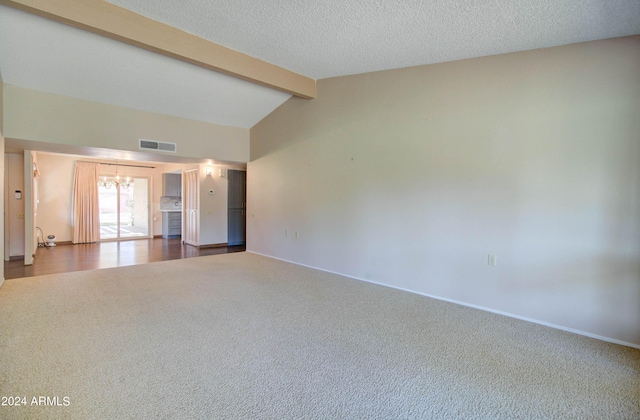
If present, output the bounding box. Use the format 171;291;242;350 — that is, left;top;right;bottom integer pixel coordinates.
4;239;245;280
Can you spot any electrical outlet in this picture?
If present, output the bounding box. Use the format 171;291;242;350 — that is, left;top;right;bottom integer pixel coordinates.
488;254;497;266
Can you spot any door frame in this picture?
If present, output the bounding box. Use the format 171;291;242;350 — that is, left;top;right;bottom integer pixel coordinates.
227;169;246;246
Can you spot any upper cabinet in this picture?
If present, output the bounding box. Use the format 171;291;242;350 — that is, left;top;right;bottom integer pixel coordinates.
162;173;182;197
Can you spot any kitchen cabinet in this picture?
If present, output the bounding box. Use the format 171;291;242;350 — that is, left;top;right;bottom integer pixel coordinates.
162;211;182;238
162;173;182;197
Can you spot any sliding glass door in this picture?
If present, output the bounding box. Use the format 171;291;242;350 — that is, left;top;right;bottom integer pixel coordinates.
99;177;150;240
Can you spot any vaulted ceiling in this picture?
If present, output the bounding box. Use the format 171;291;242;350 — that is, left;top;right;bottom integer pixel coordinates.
1;0;639;130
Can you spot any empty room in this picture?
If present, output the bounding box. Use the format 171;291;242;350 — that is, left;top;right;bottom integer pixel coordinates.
0;0;639;418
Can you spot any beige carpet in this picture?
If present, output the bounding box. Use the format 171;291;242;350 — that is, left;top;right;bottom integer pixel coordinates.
0;252;638;419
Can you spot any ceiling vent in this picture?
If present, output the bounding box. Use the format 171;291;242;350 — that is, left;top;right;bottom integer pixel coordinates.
139;139;177;153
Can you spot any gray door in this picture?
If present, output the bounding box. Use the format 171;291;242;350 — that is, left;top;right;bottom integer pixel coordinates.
227;170;246;246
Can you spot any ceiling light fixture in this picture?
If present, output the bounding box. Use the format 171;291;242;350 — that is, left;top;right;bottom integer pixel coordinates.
99;160;131;189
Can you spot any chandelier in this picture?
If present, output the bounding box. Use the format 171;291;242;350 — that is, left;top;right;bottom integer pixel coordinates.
98;160;131;189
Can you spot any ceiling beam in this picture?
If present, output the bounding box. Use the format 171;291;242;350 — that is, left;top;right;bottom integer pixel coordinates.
0;0;316;99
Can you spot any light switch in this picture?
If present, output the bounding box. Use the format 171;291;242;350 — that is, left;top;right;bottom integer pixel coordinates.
488;254;497;266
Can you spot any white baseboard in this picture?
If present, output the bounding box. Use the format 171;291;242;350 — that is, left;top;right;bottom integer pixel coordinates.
0;277;4;289
247;250;640;350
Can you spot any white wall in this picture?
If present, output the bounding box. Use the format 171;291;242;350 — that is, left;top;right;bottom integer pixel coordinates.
5;153;24;258
3;85;250;163
248;36;640;347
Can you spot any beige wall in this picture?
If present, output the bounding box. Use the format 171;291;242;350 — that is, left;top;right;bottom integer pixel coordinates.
249;36;640;347
132;178;149;230
3;86;250;163
0;132;4;282
0;75;4;134
0;133;3;281
5;153;24;257
34;153;74;243
24;151;35;265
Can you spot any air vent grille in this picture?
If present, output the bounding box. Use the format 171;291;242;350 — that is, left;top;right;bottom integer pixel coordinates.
139;139;177;153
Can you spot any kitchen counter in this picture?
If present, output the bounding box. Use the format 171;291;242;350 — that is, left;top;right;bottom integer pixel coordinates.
160;209;182;212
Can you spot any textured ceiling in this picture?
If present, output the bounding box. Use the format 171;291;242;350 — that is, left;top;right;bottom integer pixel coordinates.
106;0;640;79
0;0;639;132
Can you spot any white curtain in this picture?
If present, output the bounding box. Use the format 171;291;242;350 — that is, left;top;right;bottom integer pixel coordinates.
72;162;101;244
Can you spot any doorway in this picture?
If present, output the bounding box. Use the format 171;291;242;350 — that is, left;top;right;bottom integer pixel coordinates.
99;177;151;240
